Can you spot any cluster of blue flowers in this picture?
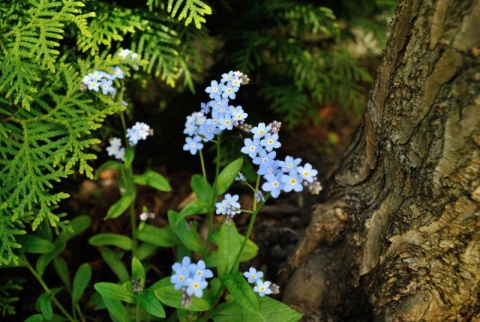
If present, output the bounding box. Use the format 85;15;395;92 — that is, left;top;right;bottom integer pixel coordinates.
106;121;151;161
241;122;322;198
106;137;125;161
81;49;139;95
170;256;213;307
215;193;242;224
183;71;250;155
243;267;279;297
183;71;322;202
126;121;151;146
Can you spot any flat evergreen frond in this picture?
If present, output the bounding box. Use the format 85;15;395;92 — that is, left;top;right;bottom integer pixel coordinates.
77;5;146;55
230;32;270;73
131;27;181;87
0;56;41;110
0;58;126;264
0;213;25;266
167;0;212;29
261;85;311;129
176;26;212;91
147;0;162;11
0;274;24;316
3;0;94;71
0;0;94;110
282;4;339;37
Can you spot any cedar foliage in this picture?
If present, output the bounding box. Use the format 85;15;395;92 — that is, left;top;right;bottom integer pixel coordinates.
0;0;211;267
208;0;395;127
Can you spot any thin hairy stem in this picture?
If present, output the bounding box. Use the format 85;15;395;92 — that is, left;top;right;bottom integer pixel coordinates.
21;254;76;322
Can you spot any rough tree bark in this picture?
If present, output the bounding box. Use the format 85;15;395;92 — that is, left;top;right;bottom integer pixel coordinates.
282;0;480;320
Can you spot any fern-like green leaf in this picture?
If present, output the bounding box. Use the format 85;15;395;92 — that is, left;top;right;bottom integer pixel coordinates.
77;4;145;55
0;0;94;110
0;274;24;315
0;213;25;266
167;0;212;29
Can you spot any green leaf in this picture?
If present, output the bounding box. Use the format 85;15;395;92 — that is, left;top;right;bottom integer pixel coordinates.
138;288;166;318
105;192;134;219
222;272;259;313
214;158;243;196
102;297;133;322
89;233;133;250
176;200;210;224
20;234;55;254
72;263;92;308
35;288;62;321
190;174;213;202
53;257;71;289
216;222;241;278
38;292;54;320
131;257;145;286
154;283;212;311
124;147;135;167
24;314;44;322
207;228;258;267
36;216;91;275
94;160;125;180
94;282;136;303
168;210;202;252
100;247;130;283
136;242;159;261
212;296;302;321
134;170;171;192
135;224;178;247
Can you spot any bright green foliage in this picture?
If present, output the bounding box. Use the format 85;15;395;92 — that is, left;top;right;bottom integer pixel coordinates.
0;0;211;267
0;1;94;110
166;0;212;29
77;3;145;55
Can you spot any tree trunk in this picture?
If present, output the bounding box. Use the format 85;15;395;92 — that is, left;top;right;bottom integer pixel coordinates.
282;0;480;320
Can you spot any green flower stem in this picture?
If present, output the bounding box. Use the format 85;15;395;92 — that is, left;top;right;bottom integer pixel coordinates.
199;149;207;180
120;108;138;258
75;304;85;322
20;253;76;322
201;134;223;258
135;302;141;322
215;134;222;178
229;175;263;273
129;201;138;258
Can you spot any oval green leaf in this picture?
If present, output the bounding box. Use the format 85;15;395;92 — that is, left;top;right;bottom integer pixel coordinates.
89;233;132;250
53;257;71;289
176;200;210;224
222;272;258;313
102;297;132;322
131;257;145;285
154;284;212;311
138;288;166;318
134;170;171;192
105;192;134;220
214;158;243;196
38;292;53;320
135;224;178;247
167;211;202;252
21;234;55;254
94;282;136;303
72;263;92;307
100;247;130;283
190;174;213;202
